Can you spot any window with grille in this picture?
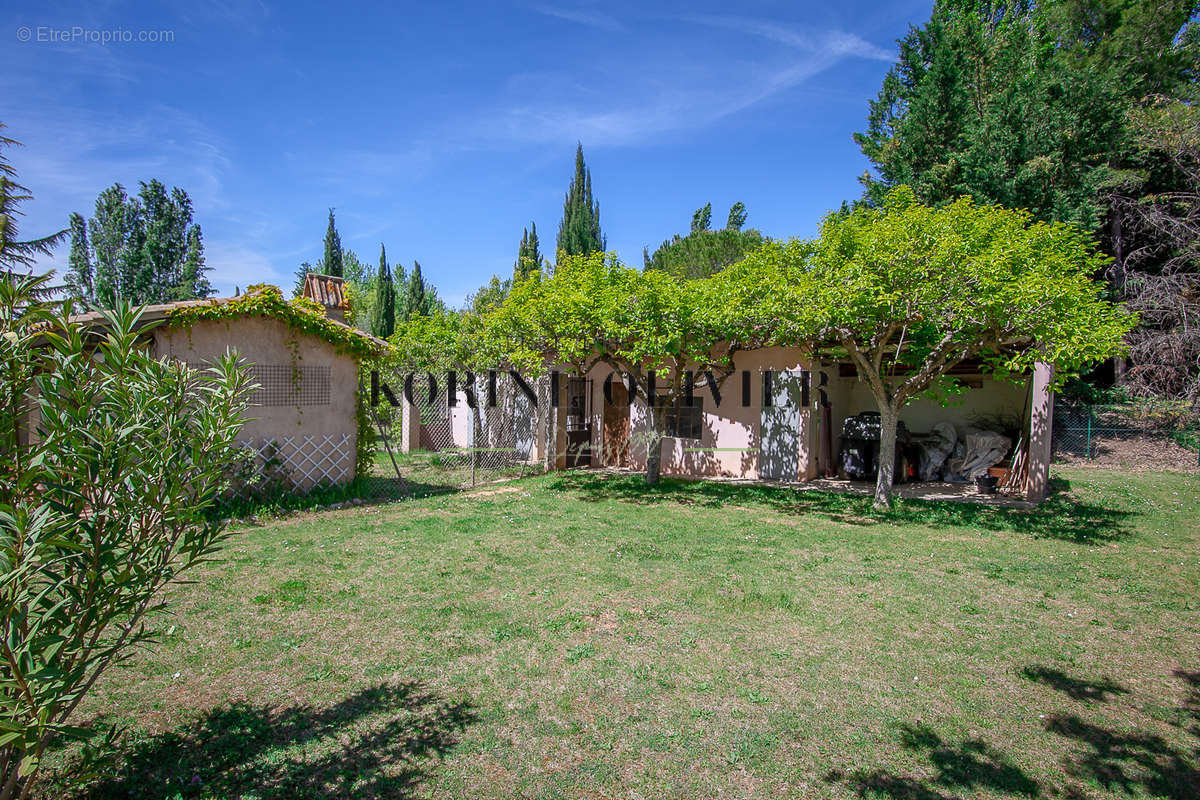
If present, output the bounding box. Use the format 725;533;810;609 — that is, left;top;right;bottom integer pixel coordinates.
185;362;331;406
663;399;703;440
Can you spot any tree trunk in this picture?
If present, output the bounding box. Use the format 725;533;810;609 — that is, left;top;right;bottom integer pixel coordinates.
873;402;899;510
645;405;665;485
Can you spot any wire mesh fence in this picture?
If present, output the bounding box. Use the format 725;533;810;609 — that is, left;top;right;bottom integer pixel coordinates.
358;377;545;501
1053;401;1200;470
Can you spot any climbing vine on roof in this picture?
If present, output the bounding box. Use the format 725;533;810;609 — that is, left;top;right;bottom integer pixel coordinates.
167;284;386;361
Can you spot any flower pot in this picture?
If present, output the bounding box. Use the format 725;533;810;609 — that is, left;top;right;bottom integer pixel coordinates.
975;474;999;494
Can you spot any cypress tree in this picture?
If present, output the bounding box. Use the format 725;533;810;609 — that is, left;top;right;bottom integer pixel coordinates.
404;260;428;320
515;221;544;281
323;208;343;277
372;243;395;338
556;144;605;260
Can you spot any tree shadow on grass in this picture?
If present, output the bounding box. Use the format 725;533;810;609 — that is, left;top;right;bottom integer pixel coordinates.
549;473;1135;544
1040;669;1200;800
358;476;463;502
72;682;476;799
823;667;1199;799
1019;666;1129;704
824;724;1042;799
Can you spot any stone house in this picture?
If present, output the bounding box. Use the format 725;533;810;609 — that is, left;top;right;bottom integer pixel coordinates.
69;276;383;490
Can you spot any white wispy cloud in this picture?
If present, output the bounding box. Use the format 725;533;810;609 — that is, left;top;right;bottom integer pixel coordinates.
530;4;624;32
203;240;292;294
681;15;894;62
459;16;893;149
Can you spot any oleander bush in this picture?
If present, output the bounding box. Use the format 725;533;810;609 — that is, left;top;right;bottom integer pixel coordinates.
0;273;252;799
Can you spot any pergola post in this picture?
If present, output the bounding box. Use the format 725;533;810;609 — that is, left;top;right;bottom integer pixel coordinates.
1026;361;1055;502
399;399;420;453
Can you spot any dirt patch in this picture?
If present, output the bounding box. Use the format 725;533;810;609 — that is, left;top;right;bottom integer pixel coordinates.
1056;435;1199;472
465;485;522;498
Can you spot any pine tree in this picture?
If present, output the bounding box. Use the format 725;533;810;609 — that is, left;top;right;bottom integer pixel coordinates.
323;208;343;277
372;243;395;339
556;144;605;260
293;261;314;298
853;0;1196;230
0;125;67;274
645;202;765;279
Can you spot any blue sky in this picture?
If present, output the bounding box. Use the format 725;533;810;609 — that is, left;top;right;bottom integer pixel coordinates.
3;0;931;306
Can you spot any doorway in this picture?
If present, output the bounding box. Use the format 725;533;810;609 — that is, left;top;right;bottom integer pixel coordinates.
603;380;631;467
759;371;806;481
565;376;592;468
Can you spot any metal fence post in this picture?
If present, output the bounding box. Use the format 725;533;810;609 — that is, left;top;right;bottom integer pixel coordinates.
1086;405;1093;460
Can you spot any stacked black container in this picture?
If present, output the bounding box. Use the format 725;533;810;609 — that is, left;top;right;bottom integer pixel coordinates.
838;411;909;482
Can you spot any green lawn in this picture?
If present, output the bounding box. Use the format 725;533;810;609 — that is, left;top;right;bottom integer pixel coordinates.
50;466;1199;799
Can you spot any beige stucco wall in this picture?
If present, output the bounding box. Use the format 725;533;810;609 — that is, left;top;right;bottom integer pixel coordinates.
571;349;1034;483
390;351;1045;493
559;349;812;480
836;374;1028;439
153;317;359;487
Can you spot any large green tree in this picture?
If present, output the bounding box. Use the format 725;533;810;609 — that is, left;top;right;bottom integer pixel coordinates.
854;0;1196;229
372;243;396;339
66;180;210;307
556;144;605;260
0;126;67;274
855;0;1198;402
466;275;510;316
744;188;1132;508
644;202;766;279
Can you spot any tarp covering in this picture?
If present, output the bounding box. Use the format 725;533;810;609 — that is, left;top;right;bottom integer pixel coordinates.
952;432;1012;480
916;422;957;481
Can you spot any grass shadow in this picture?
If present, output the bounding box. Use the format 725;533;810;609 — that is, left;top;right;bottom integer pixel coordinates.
549;473;1136;543
66;682;475;799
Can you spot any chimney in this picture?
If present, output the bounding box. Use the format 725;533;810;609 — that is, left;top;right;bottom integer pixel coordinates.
301;273;350;322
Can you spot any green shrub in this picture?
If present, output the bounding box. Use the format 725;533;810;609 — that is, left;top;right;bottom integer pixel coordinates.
0;274;252;798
